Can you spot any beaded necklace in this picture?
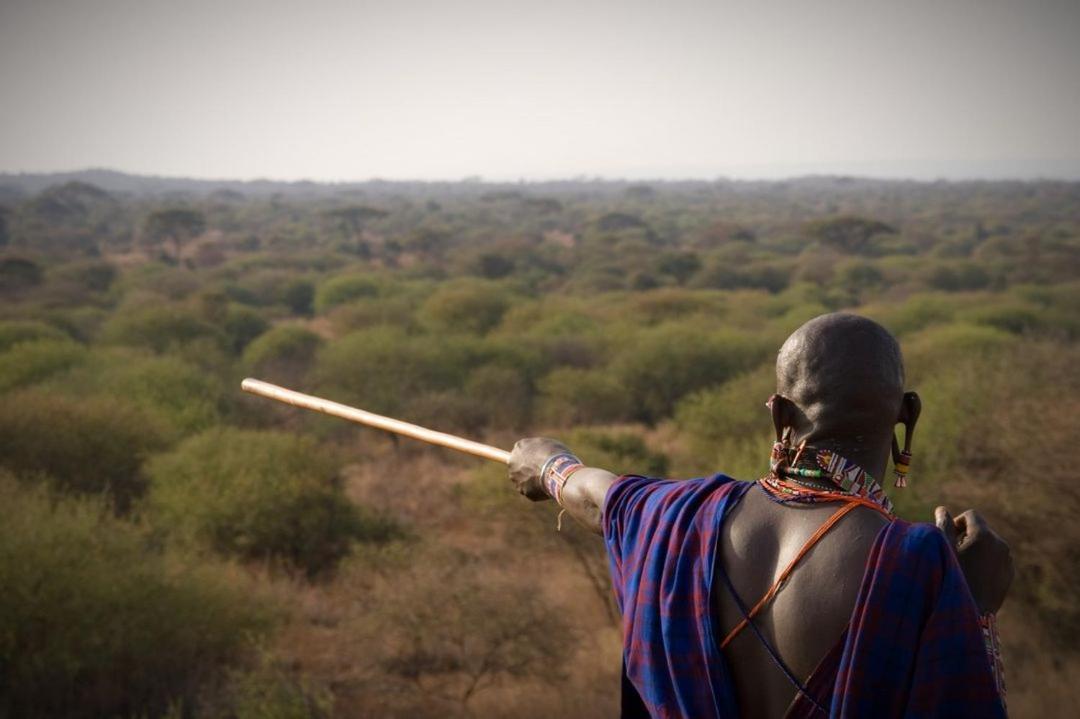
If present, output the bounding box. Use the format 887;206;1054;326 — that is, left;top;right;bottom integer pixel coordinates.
758;438;895;517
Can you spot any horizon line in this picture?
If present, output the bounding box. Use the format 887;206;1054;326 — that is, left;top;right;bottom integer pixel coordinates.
2;165;1079;186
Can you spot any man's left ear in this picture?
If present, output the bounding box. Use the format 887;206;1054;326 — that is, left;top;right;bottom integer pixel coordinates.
898;391;921;429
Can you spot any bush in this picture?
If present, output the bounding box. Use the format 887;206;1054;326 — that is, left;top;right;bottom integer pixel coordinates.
243;325;323;385
147;429;400;577
673;364;776;478
315;327;476;416
280;277;315;315
418;280;510;334
225;305;270;353
50;259;118;293
0;339;87;393
566;429;669;476
56;351;224;438
0;390;168;509
959;301;1045;335
102;304;226;354
223;657;332;719
863;293;958;336
465;364;533;430
538;367;632;426
0;476;272;719
313;274;382;314
901;323;1016;385
926;261;992;292
611;324;772;423
0;319;68;351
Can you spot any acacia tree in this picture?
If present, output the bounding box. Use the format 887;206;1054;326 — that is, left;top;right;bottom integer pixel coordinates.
804;215;896;254
143;208;206;263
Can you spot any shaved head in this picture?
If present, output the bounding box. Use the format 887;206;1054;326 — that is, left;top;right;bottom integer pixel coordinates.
776;313;905;445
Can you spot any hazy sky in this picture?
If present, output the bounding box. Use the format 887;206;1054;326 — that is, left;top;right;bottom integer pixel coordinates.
1;0;1078;181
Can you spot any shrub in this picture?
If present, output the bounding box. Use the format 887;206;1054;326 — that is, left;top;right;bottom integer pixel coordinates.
49;259;118;293
566;429;669;476
465;364;533;430
0;339;87;393
327;294;418;333
373;549;572;714
225;305;270;353
862;293;958;336
0;476;272;719
901;323;1016;385
926;261;992;292
315;327;476;416
538;367;633;426
611;324;772;423
223;657;332;719
43;305;109;342
0;390;168;509
102;304;226;354
147;429;400;577
673;364;776;478
0;319;68;351
243;325;323;385
56;351;225;438
418;280;510;334
836;260;885;297
280;277;315;315
959;301;1044;335
313;274;382;314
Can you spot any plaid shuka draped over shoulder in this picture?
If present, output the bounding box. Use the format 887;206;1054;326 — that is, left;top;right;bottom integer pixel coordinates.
602;475;1006;719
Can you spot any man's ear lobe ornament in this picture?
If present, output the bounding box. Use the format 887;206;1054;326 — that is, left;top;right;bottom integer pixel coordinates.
892;392;921;488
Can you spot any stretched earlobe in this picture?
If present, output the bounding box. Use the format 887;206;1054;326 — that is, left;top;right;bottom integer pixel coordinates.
766;393;796;475
767;393;796;443
892;392;921;488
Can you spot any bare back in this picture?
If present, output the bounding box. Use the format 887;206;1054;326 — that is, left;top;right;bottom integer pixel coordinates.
714;486;890;718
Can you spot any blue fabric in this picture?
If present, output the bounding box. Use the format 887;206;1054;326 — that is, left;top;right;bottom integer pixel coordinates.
602;475;1006;719
603;474;749;718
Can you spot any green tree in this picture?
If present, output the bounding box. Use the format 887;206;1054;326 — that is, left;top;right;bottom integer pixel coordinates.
0;390;168;509
612;324;772;423
0;476;271;719
243;325;323;387
418;280;510;334
143;208;207;262
147;428;399;577
805;216;896;254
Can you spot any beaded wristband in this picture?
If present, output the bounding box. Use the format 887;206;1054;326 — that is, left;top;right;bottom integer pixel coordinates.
979;612;1007;708
540;452;584;505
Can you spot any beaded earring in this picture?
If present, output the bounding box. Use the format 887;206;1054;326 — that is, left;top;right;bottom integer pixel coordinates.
892;438;912;488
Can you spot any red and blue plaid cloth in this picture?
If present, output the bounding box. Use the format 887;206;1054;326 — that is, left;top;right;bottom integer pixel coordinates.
602;474;1006;718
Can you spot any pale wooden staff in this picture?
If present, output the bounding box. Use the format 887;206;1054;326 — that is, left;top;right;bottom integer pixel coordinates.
241;378;511;464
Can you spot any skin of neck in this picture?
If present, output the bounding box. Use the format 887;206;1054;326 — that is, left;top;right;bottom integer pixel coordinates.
772;393;899;482
788;427;894;483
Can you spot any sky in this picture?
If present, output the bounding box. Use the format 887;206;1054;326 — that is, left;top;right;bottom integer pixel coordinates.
1;0;1078;182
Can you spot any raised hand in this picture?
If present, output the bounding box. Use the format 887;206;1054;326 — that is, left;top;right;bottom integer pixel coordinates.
935;506;1014;614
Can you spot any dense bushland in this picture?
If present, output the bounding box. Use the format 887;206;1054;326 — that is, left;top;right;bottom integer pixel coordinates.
0;175;1076;716
0;475;273;718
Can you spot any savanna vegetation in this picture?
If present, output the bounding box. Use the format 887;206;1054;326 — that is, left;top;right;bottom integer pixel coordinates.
0;172;1077;717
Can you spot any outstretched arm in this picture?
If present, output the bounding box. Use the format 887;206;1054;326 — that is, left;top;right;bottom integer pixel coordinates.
508;437;616;534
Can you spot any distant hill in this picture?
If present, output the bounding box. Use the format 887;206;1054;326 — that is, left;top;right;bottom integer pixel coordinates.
5;168;1075;204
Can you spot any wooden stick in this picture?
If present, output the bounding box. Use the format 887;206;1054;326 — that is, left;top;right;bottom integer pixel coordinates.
241;378;511;464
